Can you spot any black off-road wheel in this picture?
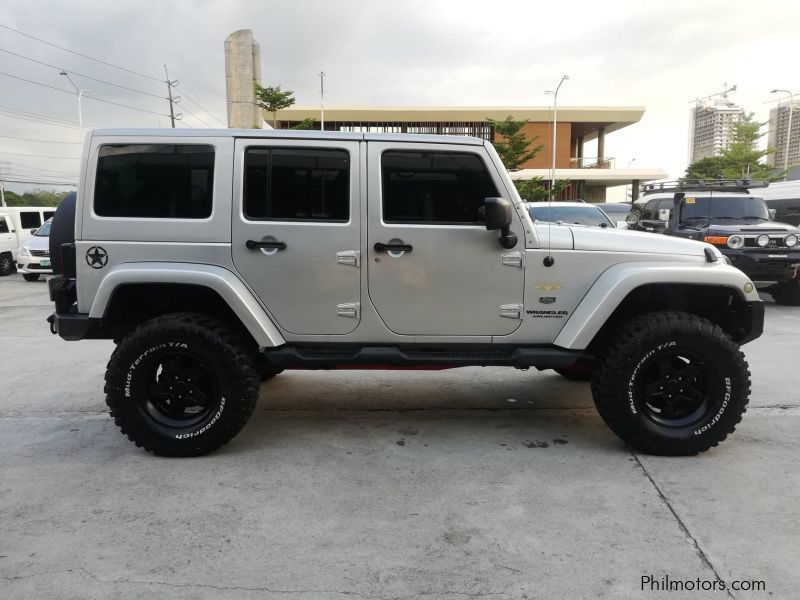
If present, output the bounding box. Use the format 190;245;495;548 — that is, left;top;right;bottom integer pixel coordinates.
22;273;40;282
592;311;750;456
0;253;14;276
770;279;800;306
105;312;259;457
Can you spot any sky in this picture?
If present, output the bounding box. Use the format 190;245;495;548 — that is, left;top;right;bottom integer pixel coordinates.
0;0;798;198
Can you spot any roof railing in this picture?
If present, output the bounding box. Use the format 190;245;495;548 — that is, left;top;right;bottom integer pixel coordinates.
641;179;769;194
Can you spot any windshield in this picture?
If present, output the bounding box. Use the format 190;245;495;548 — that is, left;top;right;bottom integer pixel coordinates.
529;205;613;227
34;220;52;236
680;196;770;222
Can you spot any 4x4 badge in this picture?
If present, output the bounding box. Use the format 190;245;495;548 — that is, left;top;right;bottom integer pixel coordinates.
86;246;108;269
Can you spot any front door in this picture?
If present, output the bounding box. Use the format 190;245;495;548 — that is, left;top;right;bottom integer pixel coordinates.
232;138;362;335
366;142;524;337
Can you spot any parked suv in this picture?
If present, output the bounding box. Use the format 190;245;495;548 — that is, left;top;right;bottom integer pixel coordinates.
47;130;763;457
629;180;800;305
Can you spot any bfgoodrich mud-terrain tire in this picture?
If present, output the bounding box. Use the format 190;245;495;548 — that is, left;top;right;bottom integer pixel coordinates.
771;279;800;306
105;312;259;457
591;311;750;456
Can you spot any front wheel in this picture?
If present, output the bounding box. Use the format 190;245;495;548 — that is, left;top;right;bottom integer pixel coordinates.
770;279;800;306
22;273;40;282
592;311;750;456
0;253;13;276
105;312;259;456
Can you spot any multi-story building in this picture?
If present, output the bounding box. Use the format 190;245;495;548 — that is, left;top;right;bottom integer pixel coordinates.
270;106;666;202
689;97;745;163
767;102;800;171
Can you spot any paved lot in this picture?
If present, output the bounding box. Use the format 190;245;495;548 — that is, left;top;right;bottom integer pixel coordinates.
1;273;798;599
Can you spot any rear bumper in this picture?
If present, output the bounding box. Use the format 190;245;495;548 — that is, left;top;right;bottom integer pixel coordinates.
48;311;100;341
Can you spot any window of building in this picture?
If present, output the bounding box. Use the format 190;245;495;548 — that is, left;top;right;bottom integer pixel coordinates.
243;148;349;221
381;151;498;225
94;144;215;219
20;211;41;229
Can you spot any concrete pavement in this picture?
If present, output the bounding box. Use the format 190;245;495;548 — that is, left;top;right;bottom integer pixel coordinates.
1;273;798;599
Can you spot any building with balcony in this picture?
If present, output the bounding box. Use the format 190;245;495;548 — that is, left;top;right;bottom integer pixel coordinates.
269;106;666;201
689;97;745;163
767;102;800;171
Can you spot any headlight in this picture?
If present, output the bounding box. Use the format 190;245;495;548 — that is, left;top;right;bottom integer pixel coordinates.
18;246;29;257
785;234;798;248
727;235;744;249
756;234;770;248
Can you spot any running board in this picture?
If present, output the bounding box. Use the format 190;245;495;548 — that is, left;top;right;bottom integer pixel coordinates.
262;345;581;370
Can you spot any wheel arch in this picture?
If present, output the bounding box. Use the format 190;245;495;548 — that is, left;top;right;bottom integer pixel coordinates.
554;262;762;350
90;262;285;348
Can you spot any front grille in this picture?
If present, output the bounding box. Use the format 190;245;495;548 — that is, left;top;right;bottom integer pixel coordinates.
30;249;49;257
27;263;51;270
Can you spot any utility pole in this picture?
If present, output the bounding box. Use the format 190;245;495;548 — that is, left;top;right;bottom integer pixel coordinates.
319;71;326;131
164;65;177;128
0;162;7;207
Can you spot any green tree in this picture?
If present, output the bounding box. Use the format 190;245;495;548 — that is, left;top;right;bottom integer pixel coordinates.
2;189;70;207
488;116;544;170
685;115;783;181
291;118;317;130
514;178;570;202
254;83;296;128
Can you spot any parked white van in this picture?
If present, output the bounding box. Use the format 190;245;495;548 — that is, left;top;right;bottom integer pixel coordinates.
0;213;17;275
0;206;57;246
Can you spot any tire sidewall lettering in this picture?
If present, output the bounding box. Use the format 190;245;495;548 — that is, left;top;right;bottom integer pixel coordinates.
627;341;677;415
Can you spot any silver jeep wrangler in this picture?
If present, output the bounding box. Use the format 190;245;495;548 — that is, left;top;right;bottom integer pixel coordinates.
47;129;764;457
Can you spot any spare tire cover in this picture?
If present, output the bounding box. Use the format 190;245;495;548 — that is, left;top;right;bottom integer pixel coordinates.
49;191;77;276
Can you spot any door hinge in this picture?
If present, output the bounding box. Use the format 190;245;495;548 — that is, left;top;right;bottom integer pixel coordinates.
336;302;360;318
501;251;524;267
336;250;360;267
499;303;523;319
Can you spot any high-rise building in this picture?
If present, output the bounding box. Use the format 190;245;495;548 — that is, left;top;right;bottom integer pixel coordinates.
767;102;800;171
689;96;745;163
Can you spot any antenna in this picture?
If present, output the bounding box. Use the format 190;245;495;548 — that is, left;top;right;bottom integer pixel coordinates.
319;71;326;131
543;74;568;268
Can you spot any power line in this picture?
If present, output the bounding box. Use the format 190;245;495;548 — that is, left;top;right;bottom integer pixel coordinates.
0;150;80;159
0;178;77;186
0;23;164;83
0;47;167;100
178;103;214;128
177;89;227;126
6;162;77;175
0;104;85;126
0;134;80;145
0;109;84;130
0;70;171;117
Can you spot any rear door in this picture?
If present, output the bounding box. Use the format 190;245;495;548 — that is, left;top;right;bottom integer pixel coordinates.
231;138;362;335
366;142;524;337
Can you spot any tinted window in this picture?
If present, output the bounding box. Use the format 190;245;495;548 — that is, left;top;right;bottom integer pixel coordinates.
382;151;498;225
94;144;214;219
20;211;41;229
244;148;349;221
529;205;613;226
0;218;8;233
34;220;52;236
680;196;770;221
43;211;56;220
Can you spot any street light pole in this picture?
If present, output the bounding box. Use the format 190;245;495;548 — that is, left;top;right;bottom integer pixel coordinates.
319;71;326;131
60;71;94;144
545;74;569;199
771;89;795;174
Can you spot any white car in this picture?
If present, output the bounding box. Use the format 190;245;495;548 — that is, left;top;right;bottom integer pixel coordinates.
17;218;53;281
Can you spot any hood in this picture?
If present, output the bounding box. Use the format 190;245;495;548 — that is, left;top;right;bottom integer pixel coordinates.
22;233;49;251
705;220;799;234
570;226;707;257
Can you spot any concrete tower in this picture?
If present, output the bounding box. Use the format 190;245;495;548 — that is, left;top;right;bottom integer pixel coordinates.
224;29;263;129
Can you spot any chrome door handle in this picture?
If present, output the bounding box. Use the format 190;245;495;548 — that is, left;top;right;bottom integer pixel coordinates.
374;242;413;253
246;240;286;251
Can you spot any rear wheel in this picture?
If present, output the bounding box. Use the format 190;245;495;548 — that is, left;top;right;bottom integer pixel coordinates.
592;311;750;456
771;279;800;306
22;273;40;282
0;253;13;276
105;312;259;457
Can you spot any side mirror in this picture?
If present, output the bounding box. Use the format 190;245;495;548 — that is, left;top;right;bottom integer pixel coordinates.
769;209;777;220
658;208;671;222
484;197;517;249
